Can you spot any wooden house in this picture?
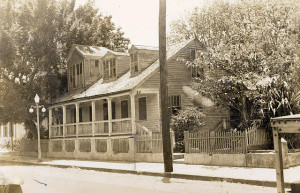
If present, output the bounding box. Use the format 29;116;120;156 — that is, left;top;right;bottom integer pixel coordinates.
47;38;229;161
0;123;26;145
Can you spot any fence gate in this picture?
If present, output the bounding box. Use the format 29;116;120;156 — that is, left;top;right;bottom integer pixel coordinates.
271;115;300;193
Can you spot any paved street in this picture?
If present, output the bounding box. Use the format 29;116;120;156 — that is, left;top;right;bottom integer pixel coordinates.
0;163;279;193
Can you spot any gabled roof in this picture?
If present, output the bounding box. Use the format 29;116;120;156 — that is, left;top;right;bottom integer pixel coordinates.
131;45;159;51
103;50;130;58
53;39;197;105
67;44;110;62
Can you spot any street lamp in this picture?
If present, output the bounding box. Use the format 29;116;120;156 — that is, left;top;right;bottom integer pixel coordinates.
29;94;46;162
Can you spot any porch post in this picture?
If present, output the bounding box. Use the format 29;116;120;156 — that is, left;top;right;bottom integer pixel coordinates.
156;92;160;131
49;108;52;139
130;93;136;134
75;103;80;137
91;101;96;136
107;98;112;136
62;105;66;138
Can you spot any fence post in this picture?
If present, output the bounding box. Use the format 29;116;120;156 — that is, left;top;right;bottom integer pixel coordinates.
184;131;189;153
149;131;153;153
245;129;248;154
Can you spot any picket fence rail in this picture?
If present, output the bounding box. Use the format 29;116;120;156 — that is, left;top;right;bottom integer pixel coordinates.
184;128;268;154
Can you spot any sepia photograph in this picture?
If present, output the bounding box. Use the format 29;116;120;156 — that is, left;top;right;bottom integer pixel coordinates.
0;0;300;192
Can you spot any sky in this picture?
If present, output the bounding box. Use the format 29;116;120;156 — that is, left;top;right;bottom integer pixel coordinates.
75;0;206;47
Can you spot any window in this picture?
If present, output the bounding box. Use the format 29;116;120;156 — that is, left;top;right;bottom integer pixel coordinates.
79;62;83;75
191;65;204;78
110;58;116;78
103;61;109;79
112;102;116;119
121;100;129;118
95;60;99;67
103;103;108;120
169;95;181;114
79;107;83;122
190;49;196;61
72;65;75;87
138;97;147;120
103;101;116;120
131;52;138;74
73;109;76;123
89;106;92;122
77;63;80;75
104;58;116;79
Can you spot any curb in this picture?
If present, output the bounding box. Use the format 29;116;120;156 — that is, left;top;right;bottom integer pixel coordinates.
0;159;291;189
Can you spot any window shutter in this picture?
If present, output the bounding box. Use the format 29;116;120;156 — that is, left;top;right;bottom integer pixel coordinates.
121;100;129;118
77;63;80;75
89;106;92;122
79;107;83;122
112;102;116;119
73;109;76;123
138;97;147;120
103;103;108;120
80;62;83;74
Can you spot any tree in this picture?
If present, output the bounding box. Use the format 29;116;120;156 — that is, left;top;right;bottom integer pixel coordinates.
0;0;130;137
171;107;205;152
170;0;300;131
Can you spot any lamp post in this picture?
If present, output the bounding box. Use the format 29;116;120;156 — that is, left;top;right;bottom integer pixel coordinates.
29;94;46;162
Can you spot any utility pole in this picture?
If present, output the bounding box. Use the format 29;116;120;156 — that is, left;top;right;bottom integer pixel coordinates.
159;0;173;172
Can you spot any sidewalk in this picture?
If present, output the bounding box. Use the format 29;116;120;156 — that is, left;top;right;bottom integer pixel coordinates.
0;152;299;188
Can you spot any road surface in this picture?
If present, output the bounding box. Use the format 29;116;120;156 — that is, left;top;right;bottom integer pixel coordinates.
0;162;278;193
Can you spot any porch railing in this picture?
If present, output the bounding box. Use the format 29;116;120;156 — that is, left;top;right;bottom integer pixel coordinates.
112;118;132;134
51;125;63;137
94;121;109;135
66;123;76;136
136;132;163;153
78;122;92;136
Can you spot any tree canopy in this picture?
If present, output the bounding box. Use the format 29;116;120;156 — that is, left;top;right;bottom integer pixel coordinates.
0;0;130;133
170;0;300;130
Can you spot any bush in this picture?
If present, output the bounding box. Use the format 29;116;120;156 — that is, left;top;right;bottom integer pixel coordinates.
171;107;205;152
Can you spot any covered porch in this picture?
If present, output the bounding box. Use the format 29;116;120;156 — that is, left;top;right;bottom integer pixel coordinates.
49;88;160;139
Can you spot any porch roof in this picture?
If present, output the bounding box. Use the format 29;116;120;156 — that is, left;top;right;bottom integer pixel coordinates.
52;39;196;106
271;114;300;122
74;45;110;57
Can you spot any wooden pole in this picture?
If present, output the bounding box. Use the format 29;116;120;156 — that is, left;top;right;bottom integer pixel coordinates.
159;0;173;172
273;127;285;193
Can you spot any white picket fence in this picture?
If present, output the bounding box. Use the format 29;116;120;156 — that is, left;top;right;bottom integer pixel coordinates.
185;128;268;154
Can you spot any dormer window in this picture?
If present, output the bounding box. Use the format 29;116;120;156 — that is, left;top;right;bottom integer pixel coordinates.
103;58;116;79
130;52;138;73
95;60;99;67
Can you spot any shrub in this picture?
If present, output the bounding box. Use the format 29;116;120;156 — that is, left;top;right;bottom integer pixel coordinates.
171;107;205;152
